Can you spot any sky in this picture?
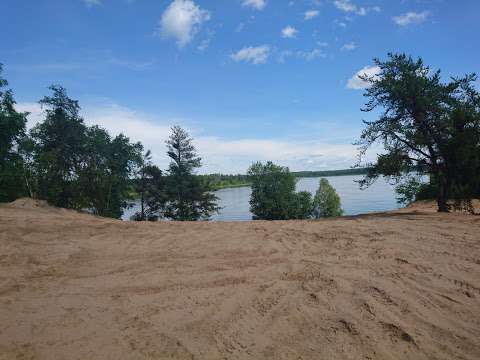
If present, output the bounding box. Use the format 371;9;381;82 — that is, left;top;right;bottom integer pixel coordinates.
1;0;479;174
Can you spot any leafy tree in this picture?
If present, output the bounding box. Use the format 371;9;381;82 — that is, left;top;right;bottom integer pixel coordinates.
76;126;142;218
313;178;343;218
248;161;314;220
77;125;112;213
99;133;143;218
291;191;314;219
30;85;87;208
356;53;479;212
0;64;30;202
29;86;143;218
163;126;219;220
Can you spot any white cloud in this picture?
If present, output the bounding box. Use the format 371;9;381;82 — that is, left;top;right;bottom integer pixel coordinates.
242;0;266;10
195;137;358;173
158;0;210;48
393;11;430;26
333;0;366;16
83;0;101;7
231;45;270;64
281;26;298;39
297;49;326;61
304;10;319;20
347;65;381;89
341;42;356;51
16;101;360;173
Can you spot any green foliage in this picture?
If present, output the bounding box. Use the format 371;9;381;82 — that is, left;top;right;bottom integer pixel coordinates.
290;191;314;219
0;64;30;201
356;53;480;212
198;173;251;190
78;127;143;218
30;85;87;208
27;86;142;218
131;150;167;221
163;126;219;221
313;178;343;218
248;161;314;220
292;168;368;178
199;168;369;191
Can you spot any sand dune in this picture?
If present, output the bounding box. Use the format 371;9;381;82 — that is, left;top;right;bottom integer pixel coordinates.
0;199;479;359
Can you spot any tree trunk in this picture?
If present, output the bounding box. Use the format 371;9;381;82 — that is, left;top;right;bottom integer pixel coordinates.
437;176;449;213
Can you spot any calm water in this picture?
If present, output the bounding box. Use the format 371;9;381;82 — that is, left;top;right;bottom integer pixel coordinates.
123;175;401;221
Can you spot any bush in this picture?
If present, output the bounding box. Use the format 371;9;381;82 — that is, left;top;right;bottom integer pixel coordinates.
248;161;314;220
313;178;343;218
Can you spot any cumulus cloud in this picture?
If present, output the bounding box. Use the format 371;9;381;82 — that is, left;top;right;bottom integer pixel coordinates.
347;65;381;89
281;26;298;39
304;10;319;20
242;0;266;10
16;101;359;173
231;45;270;64
158;0;210;48
341;42;356;51
393;11;430;26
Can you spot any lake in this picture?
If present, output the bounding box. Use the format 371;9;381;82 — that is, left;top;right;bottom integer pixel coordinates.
123;175;401;221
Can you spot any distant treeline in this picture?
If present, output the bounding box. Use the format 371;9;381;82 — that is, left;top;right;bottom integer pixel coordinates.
200;168;368;190
292;168;368;178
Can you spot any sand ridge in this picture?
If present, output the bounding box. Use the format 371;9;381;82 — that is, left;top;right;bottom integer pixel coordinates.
0;199;479;359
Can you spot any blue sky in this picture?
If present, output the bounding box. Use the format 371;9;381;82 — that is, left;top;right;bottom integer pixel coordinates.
2;0;479;173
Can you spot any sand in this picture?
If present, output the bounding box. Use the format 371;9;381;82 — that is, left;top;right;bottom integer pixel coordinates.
0;199;479;360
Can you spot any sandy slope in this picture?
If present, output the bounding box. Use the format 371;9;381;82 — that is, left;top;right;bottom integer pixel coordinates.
0;199;479;360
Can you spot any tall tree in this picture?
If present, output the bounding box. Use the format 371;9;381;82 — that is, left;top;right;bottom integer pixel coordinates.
30;85;87;208
163;126;219;220
356;53;479;212
0;64;29;201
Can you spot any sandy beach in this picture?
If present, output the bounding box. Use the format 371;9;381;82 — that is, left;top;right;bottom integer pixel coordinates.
0;198;479;359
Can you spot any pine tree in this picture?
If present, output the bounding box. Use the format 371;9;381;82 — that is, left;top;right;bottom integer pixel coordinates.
163;126;219;220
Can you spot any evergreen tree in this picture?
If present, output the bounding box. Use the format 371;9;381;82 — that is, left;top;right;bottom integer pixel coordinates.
356;53;480;212
163;126;219;220
131;151;167;221
313;178;343;218
141;165;167;221
0;64;30;201
30;85;87;208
